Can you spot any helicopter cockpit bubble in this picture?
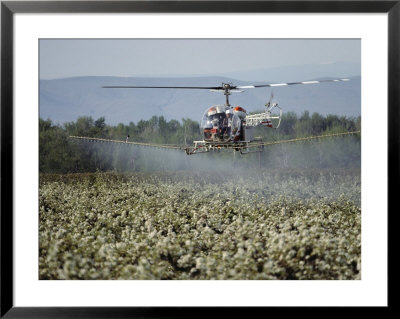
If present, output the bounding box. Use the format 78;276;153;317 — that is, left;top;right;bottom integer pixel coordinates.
201;105;241;142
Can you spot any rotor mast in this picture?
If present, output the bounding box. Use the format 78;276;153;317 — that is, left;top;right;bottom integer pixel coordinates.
223;83;231;107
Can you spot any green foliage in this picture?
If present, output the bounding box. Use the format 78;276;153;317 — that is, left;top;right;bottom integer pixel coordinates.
39;118;80;173
39;113;360;173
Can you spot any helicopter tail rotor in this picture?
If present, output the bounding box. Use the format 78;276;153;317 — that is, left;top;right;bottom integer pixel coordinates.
265;102;282;129
263;90;281;128
266;91;274;107
245;91;282;129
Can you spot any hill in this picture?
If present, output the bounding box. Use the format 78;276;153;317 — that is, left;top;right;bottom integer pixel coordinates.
40;73;360;125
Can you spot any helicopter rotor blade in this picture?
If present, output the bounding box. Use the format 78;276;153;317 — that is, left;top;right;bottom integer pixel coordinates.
236;78;350;89
102;85;222;90
103;78;350;91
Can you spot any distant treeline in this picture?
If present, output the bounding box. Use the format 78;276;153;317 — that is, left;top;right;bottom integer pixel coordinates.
39;112;361;173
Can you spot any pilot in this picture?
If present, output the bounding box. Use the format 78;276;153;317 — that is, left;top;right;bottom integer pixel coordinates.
226;108;233;122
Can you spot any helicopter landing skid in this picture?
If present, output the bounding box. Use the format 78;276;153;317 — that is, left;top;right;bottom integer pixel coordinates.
185;140;262;155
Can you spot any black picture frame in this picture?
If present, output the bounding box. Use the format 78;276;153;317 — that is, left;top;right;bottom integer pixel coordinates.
1;1;397;317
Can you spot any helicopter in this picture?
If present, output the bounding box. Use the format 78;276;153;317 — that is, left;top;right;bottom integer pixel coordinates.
69;78;357;155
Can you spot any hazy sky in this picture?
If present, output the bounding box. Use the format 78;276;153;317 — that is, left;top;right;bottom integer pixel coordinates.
40;39;360;79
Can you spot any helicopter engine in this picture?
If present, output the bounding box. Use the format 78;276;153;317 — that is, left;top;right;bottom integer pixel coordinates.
201;105;241;143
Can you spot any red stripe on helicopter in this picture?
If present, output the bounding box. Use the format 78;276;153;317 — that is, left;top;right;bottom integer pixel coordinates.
262;120;273;128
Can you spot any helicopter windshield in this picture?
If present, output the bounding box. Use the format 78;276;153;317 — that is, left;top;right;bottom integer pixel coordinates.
201;106;241;142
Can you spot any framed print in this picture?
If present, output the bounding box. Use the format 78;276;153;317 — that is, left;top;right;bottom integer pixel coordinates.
1;0;397;317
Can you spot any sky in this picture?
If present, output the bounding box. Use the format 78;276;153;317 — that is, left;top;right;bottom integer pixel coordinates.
39;39;360;79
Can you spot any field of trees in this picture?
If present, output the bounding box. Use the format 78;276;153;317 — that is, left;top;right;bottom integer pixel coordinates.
39;169;361;280
39;112;361;280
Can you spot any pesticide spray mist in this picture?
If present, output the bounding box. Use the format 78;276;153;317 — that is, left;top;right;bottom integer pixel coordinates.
83;134;360;172
76;135;361;206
